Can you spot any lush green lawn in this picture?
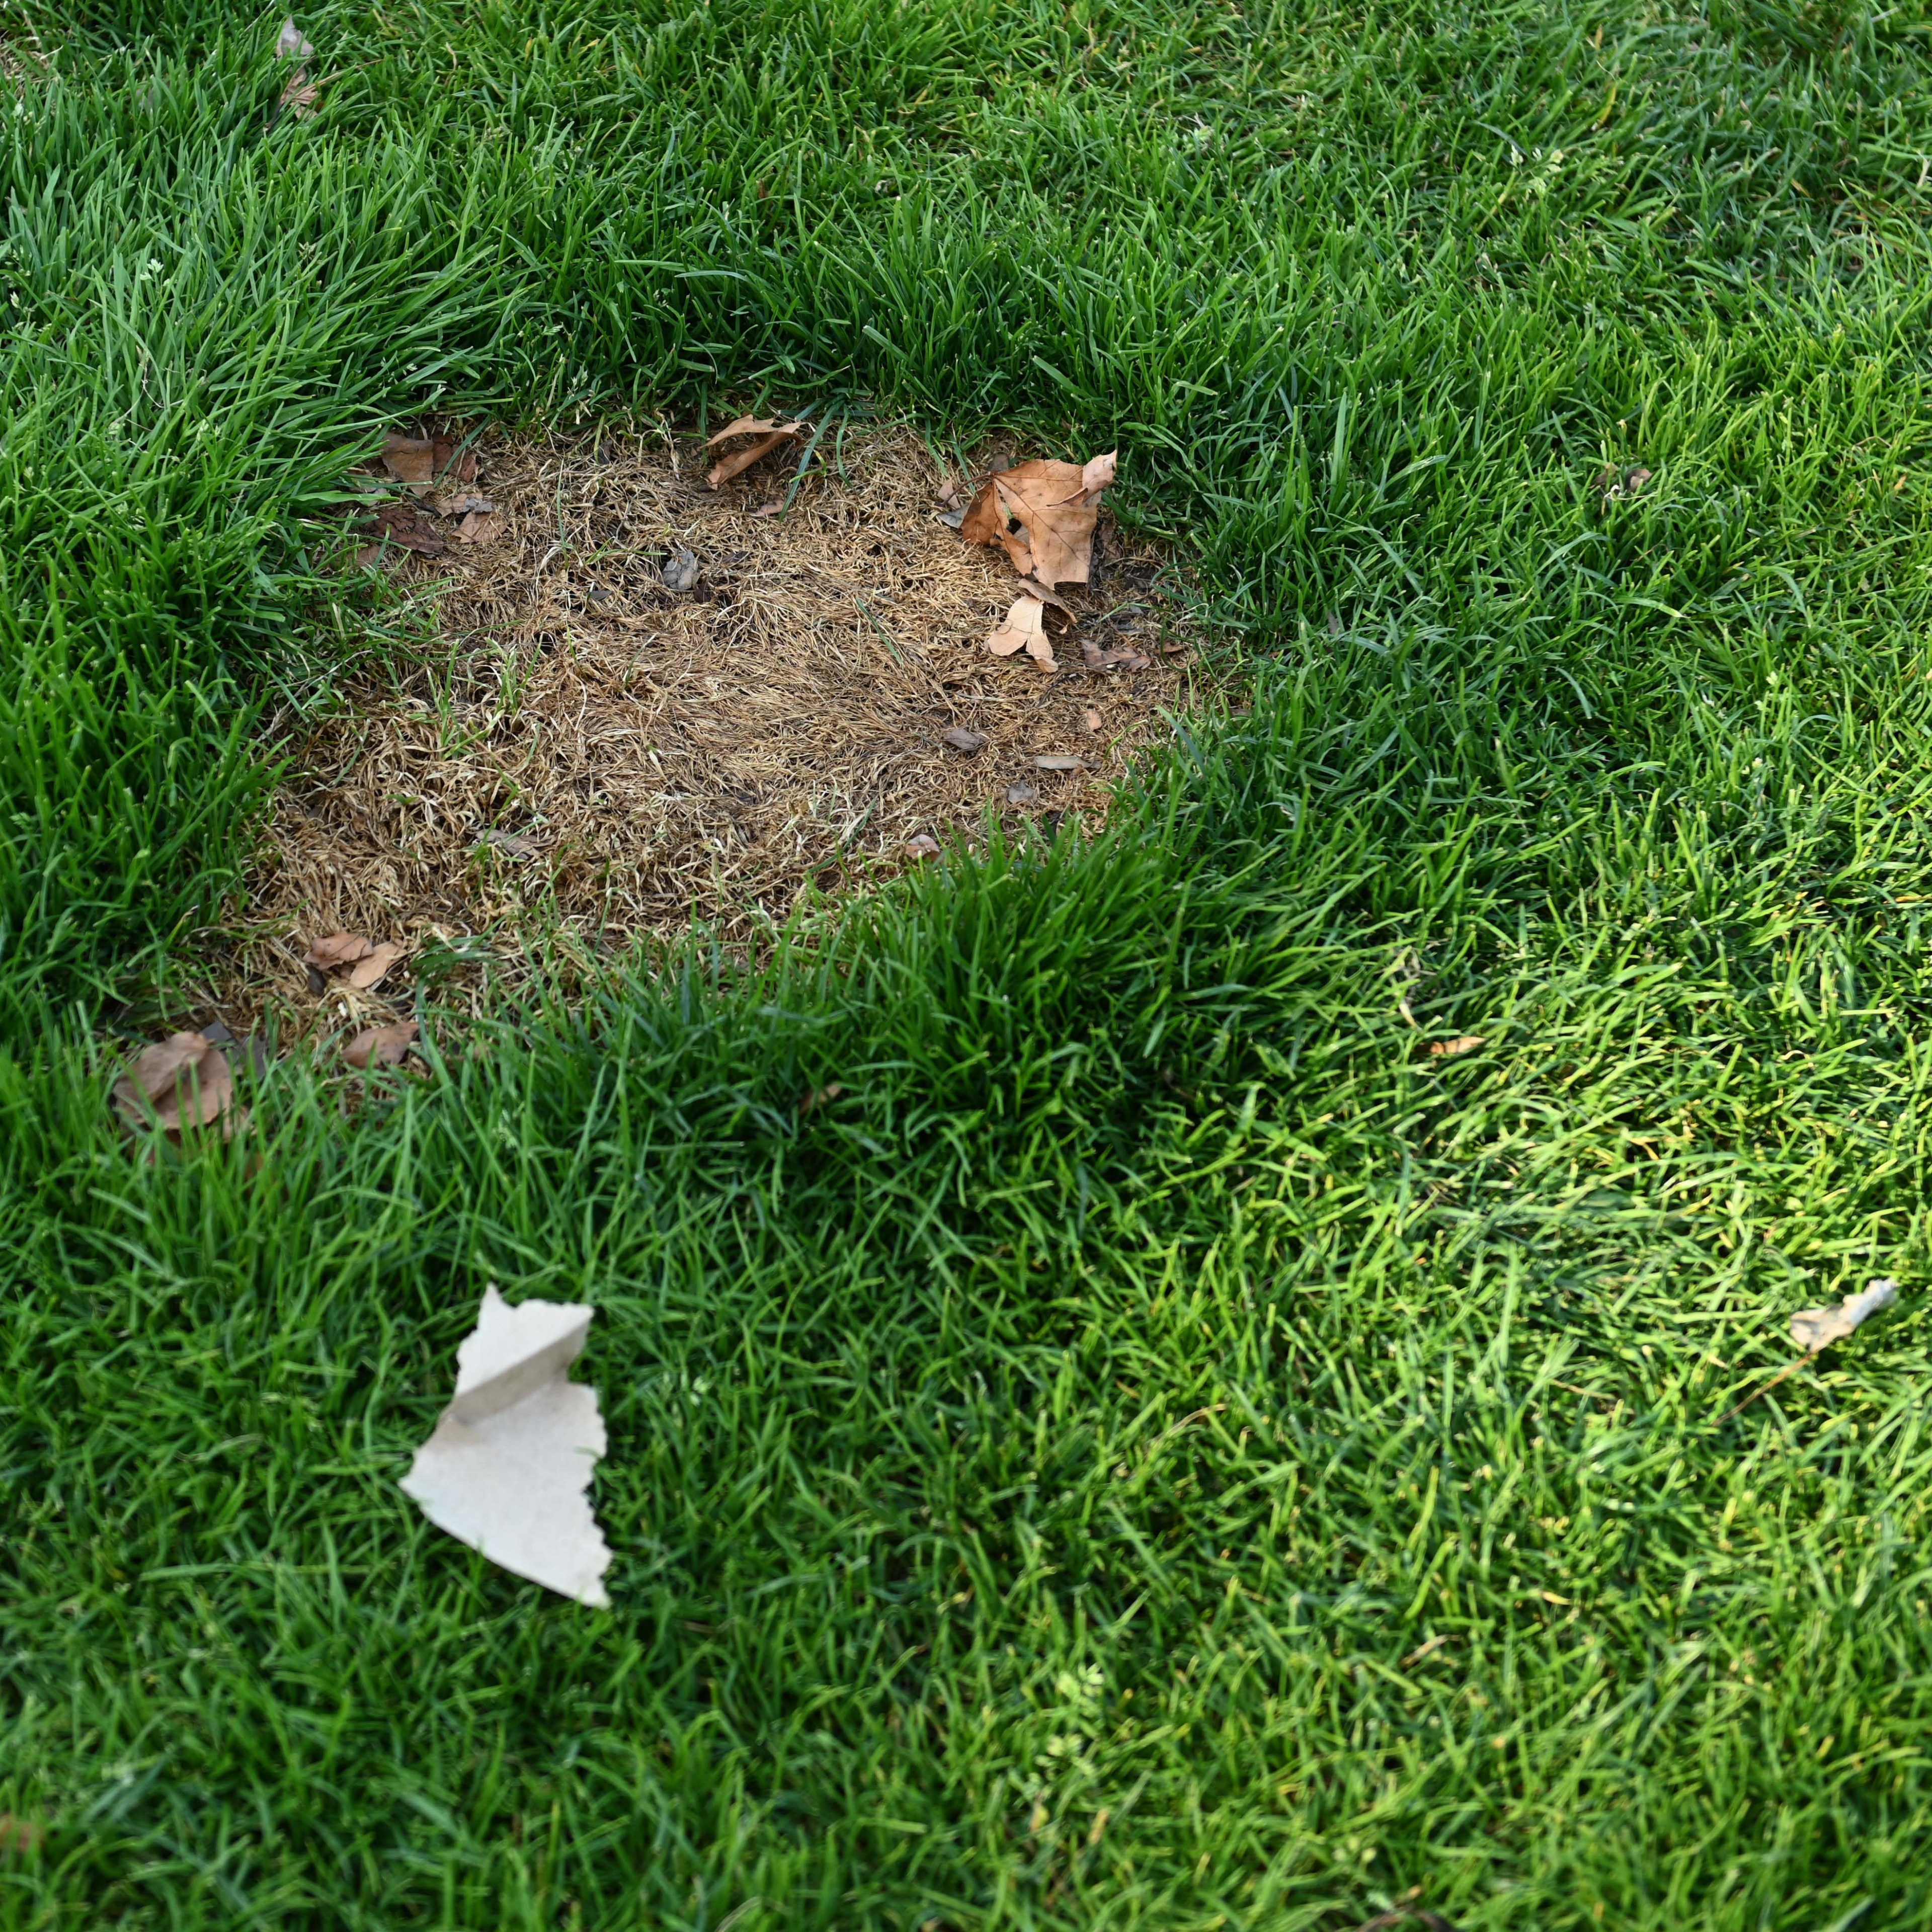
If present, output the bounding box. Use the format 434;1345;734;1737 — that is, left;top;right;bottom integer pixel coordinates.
7;0;1932;1925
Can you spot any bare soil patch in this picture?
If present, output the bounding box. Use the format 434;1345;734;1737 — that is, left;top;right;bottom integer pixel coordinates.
223;422;1210;1018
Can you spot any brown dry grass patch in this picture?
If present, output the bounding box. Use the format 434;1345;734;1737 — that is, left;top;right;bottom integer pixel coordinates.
220;421;1214;1021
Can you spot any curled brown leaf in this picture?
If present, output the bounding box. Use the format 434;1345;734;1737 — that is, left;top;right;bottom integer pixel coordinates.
704;417;806;489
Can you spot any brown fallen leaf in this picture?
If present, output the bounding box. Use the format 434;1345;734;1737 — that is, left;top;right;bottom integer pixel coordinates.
362;501;448;556
1035;755;1084;772
1428;1035;1485;1058
454;510;497;545
279;67;320;116
905;833;942;860
114;1031;210;1109
704;416;806;489
986;594;1056;671
799;1081;845;1114
941;728;986;753
1079;637;1152;672
275;17;314;59
958;451;1115;588
380;433;436;486
307;932;374;972
353;543;385;570
111;1031;240;1138
752;499;785;517
434;492;495;518
1082;708;1103;733
476;828;542;860
1005;781;1038;804
935;476;963;510
0;1814;44;1857
431;436;478;482
1014;574;1077;618
344;1019;420;1071
346;941;404;991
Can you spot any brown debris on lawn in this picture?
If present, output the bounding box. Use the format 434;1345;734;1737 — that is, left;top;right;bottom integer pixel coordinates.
222;423;1211;1018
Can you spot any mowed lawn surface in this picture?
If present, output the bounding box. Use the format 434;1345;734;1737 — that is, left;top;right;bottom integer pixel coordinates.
7;0;1932;1926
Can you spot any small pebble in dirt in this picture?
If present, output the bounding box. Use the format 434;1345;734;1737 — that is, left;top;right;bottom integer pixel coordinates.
1005;782;1038;805
941;729;986;753
658;547;701;593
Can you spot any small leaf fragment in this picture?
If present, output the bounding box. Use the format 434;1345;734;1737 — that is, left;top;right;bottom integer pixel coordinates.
658;547;701;593
1034;755;1084;772
1790;1276;1898;1356
940;728;986;753
905;833;941;860
454;510;497;544
1428;1035;1485;1058
1005;781;1038;805
1082;708;1103;733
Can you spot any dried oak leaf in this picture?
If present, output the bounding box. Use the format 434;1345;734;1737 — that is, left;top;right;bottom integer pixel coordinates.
454;510;497;545
986;593;1056;671
346;941;404;991
435;492;495;517
704;417;806;489
959;451;1115;588
1790;1276;1897;1356
344;1019;420;1070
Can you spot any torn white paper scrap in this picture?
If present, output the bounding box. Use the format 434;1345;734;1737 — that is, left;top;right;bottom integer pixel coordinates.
1790;1276;1898;1357
399;1284;612;1606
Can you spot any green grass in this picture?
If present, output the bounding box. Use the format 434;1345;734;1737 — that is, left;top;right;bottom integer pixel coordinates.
7;0;1932;1925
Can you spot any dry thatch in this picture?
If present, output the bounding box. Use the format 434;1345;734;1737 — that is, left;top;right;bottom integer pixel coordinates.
214;421;1213;1026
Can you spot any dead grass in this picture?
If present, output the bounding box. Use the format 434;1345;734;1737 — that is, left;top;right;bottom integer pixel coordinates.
215;421;1216;1027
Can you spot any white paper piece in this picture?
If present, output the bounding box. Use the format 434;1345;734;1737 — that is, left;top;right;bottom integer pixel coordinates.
1790;1276;1898;1357
400;1284;612;1606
